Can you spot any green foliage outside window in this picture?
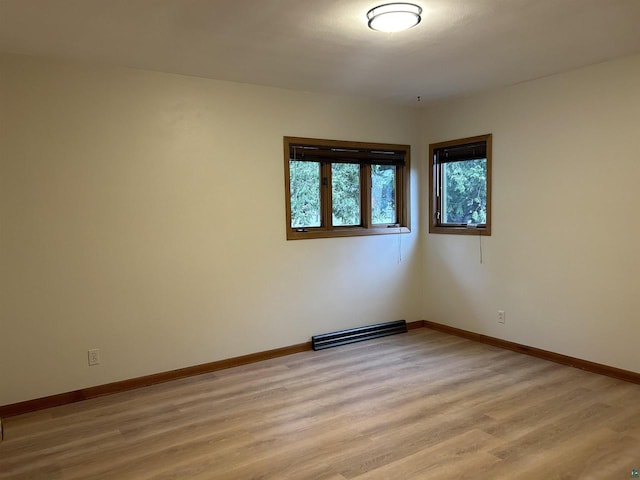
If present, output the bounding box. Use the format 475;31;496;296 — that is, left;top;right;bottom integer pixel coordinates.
442;159;487;225
332;163;361;226
290;160;321;227
371;165;396;224
290;162;399;228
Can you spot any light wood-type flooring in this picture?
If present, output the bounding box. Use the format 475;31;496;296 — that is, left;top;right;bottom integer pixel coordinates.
1;328;639;479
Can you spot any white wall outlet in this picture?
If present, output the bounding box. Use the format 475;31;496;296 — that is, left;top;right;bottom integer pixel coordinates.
88;349;100;366
498;310;506;324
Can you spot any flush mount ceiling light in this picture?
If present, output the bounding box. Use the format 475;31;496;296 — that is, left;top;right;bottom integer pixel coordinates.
367;3;422;32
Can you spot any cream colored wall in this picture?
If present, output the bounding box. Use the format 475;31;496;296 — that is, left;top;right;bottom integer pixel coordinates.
0;53;422;406
421;54;640;373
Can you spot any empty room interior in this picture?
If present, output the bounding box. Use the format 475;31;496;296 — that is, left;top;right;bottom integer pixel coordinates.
1;1;640;478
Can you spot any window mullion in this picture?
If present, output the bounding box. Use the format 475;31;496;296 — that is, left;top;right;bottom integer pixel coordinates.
321;162;332;229
395;164;403;226
436;163;442;225
361;164;371;228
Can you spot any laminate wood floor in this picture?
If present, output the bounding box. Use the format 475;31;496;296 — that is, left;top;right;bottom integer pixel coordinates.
1;328;639;479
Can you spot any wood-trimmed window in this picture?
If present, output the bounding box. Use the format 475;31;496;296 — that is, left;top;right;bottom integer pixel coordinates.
284;137;410;240
429;134;492;235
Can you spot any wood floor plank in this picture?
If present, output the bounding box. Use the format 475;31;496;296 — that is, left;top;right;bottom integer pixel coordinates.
511;428;639;480
347;429;503;480
2;328;640;479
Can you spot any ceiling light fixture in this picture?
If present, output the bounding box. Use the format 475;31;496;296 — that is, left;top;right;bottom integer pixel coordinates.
367;3;422;33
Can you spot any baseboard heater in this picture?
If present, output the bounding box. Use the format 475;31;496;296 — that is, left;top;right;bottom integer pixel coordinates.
312;320;407;351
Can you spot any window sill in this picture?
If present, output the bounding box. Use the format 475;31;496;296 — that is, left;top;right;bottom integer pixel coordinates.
429;225;491;236
287;226;410;240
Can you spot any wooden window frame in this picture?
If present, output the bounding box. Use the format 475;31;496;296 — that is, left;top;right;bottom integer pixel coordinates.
284;136;411;240
429;134;492;236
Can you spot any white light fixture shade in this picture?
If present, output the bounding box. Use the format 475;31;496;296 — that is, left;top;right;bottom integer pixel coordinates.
367;3;422;32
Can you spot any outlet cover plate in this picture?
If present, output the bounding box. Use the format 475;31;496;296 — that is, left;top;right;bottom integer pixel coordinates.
88;349;100;366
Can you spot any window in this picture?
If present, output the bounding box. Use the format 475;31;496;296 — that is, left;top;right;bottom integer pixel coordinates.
429;134;492;235
285;137;410;240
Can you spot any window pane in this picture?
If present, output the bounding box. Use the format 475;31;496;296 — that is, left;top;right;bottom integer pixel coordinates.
289;160;321;227
332;163;361;226
442;159;487;225
371;164;396;224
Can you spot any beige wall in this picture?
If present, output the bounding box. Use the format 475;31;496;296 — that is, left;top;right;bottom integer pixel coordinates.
3;51;640;408
0;53;423;406
421;53;640;373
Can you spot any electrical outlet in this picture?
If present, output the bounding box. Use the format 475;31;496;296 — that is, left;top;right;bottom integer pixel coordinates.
498;310;506;324
88;349;100;366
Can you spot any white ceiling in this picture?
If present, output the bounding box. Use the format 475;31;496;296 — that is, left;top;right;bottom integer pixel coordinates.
1;0;640;105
